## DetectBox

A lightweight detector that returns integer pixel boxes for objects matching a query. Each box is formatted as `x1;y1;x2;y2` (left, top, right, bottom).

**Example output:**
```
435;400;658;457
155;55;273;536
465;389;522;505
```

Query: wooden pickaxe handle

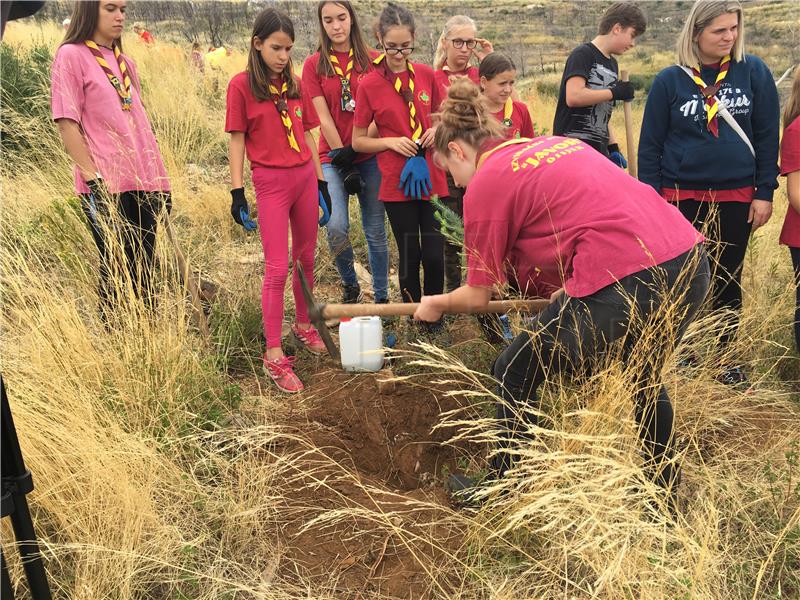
319;298;550;320
620;69;638;178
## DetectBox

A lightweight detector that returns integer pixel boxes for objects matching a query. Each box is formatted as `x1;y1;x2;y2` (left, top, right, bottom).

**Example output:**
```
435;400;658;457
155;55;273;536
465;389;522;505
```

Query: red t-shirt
780;117;800;248
464;137;703;298
354;62;447;202
225;71;315;169
491;100;535;140
302;50;377;165
433;66;479;109
660;186;754;203
139;30;154;44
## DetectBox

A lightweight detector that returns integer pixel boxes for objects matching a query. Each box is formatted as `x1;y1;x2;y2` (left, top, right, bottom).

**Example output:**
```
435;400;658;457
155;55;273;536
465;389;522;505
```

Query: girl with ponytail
479;53;535;140
432;14;493;291
225;8;328;393
419;79;710;515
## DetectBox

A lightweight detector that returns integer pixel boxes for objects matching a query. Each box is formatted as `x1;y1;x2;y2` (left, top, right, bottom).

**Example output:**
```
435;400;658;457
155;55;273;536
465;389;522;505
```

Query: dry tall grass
1;19;798;600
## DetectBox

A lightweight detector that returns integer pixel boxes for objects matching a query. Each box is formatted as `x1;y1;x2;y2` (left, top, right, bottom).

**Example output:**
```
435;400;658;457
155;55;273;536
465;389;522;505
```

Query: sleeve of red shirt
518;102;535;138
50;45;84;123
224;77;248;133
780;118;800;175
353;81;373;129
301;55;324;99
297;78;319;131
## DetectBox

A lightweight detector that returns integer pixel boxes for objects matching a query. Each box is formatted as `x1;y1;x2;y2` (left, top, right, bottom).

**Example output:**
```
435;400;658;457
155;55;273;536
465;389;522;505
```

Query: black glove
328;145;358;170
342;166;363;195
318;180;332;217
87;178;110;201
230;187;257;231
610;80;634;102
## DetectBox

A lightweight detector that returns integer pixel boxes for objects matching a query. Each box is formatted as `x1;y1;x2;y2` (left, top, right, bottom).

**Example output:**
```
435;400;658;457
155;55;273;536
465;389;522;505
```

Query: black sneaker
717;364;748;387
342;284;361;304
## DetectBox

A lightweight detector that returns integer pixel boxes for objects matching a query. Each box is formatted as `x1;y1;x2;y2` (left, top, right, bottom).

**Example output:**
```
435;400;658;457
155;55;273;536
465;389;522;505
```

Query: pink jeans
252;162;318;348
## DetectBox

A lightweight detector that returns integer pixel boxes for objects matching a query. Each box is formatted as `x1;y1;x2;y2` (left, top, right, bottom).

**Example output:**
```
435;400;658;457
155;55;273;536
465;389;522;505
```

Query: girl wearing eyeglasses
352;2;448;324
302;1;389;306
480;53;535;141
433;14;492;291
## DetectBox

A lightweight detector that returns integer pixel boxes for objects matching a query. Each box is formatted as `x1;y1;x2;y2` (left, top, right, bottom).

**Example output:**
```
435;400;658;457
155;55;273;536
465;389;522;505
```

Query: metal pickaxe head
295;261;341;361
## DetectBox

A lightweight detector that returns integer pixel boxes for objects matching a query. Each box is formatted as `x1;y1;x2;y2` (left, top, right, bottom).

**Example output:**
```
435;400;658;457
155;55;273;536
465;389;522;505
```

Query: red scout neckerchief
330;48;356;112
690;54;731;137
374;53;422;142
442;63;472;84
268;77;301;153
84;40;132;110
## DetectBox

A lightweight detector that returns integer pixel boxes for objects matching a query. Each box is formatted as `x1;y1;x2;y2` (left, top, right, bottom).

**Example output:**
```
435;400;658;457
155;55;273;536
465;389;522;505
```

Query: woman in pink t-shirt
780;66;800;353
417;80;710;514
51;0;171;320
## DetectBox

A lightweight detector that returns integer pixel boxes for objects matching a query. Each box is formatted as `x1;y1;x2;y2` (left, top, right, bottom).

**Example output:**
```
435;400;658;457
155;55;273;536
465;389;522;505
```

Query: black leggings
792;247;800;353
81;190;169;318
675;200;751;349
443;174;465;292
383;199;445;303
491;247;711;492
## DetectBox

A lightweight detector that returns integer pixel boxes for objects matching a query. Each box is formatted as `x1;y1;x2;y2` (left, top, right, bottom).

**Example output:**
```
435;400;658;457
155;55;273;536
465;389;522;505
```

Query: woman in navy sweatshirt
638;0;779;386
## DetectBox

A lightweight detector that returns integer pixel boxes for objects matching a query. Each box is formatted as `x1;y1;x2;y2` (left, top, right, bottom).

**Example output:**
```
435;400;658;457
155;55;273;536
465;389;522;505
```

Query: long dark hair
61;1;124;52
315;1;371;77
247;8;299;101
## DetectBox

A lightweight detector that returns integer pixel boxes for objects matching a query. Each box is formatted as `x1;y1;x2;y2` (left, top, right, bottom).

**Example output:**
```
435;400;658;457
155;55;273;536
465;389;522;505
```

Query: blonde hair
783;65;800;131
676;1;745;69
433;15;476;70
434;78;505;155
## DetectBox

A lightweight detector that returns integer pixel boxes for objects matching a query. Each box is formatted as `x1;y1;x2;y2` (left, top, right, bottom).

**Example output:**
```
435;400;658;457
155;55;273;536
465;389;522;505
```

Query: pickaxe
296;261;550;361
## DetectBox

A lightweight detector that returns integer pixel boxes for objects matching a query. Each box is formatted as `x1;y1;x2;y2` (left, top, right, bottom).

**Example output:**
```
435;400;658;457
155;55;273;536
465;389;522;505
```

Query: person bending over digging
414;79;711;513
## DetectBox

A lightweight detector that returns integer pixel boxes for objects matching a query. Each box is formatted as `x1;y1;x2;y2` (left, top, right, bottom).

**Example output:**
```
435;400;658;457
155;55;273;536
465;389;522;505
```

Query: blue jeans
322;157;389;301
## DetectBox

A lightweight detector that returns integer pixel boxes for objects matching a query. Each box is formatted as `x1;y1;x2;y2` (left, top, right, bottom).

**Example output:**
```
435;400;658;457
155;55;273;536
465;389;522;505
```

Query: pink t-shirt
779;117;800;248
464;137;703;298
51;43;170;195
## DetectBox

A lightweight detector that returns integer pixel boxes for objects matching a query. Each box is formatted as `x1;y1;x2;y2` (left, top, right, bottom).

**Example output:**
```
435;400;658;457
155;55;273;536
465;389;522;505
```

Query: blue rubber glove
607;143;628;169
318;180;332;226
398;147;432;200
230;188;257;231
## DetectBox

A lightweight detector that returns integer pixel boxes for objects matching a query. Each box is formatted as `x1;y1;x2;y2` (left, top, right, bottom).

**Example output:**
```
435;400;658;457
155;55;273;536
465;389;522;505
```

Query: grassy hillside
1;5;799;599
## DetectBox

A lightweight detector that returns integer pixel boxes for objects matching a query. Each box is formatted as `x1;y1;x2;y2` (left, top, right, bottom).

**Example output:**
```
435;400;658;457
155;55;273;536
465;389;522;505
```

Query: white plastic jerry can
339;316;384;372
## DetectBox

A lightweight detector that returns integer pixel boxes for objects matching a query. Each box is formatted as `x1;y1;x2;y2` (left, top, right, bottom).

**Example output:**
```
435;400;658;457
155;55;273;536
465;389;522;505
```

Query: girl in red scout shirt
226;8;329;393
780;66;800;353
638;1;779;386
480;53;535;140
302;1;389;305
352;2;448;324
52;0;171;320
416;80;710;513
433;14;492;291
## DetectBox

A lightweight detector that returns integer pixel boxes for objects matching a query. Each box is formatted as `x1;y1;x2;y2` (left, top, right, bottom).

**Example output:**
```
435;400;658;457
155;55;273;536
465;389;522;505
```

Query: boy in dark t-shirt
553;2;646;166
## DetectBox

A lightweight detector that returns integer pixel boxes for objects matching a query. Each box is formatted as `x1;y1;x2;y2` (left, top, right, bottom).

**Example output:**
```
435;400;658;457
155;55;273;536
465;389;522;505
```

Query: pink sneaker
291;325;326;355
263;355;304;393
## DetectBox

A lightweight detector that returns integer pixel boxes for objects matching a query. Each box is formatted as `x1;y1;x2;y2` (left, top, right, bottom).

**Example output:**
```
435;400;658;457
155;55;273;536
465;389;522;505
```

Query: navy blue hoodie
638;55;779;201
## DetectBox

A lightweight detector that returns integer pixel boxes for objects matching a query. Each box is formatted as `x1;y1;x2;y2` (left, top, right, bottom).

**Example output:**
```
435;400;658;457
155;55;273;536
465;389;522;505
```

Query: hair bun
438;78;484;130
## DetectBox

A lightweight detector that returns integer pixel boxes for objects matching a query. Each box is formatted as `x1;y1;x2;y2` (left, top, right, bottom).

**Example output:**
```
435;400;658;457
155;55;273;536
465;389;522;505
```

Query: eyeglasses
448;38;478;49
384;46;415;56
